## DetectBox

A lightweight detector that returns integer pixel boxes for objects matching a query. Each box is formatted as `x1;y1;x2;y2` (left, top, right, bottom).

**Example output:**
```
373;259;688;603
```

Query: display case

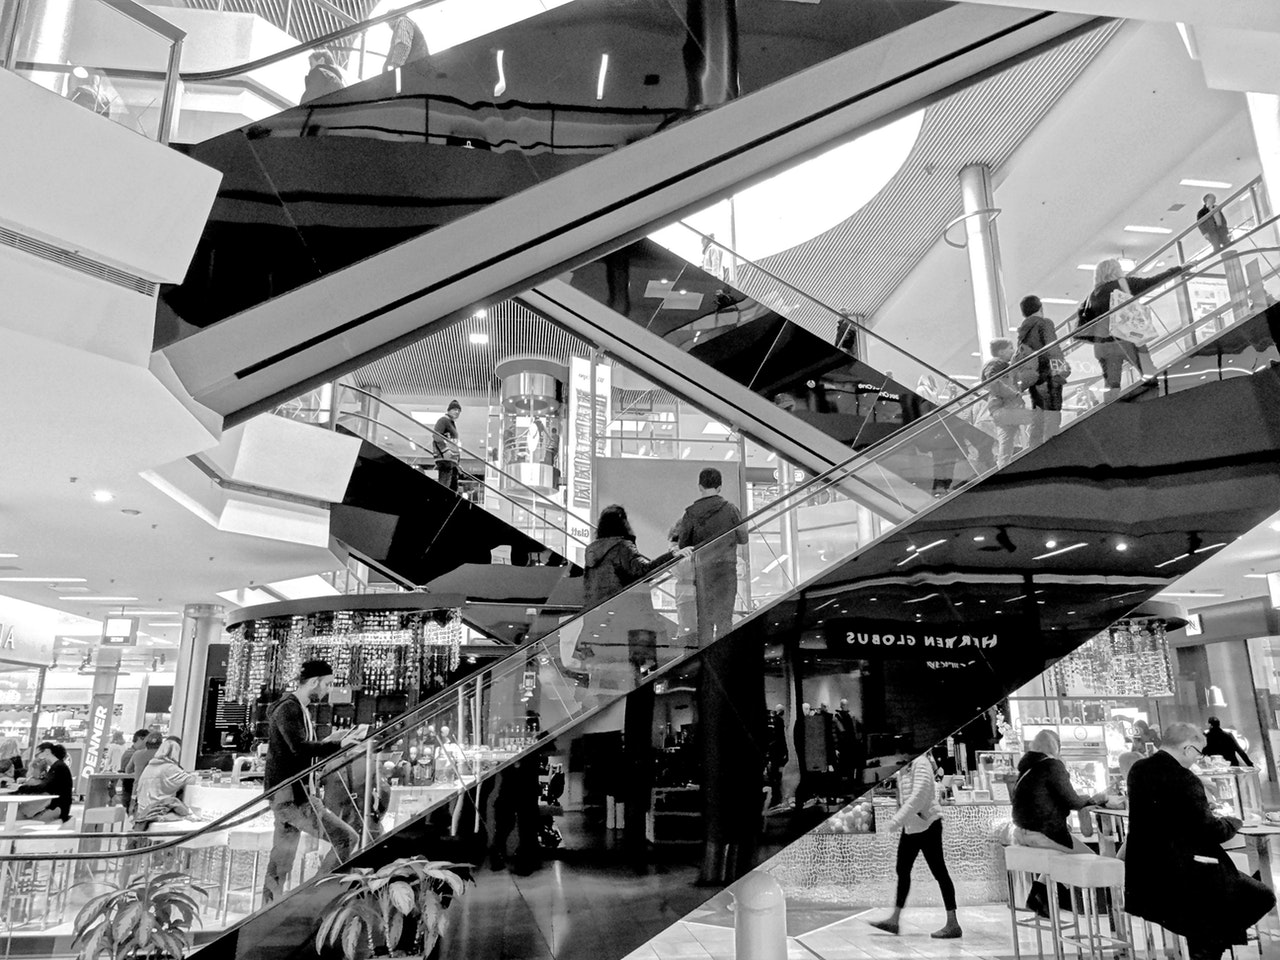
1199;766;1263;823
974;750;1019;800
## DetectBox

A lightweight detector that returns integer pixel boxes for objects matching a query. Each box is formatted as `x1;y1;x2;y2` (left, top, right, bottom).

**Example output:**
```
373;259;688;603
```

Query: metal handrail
674;220;968;392
1134;174;1265;274
336;384;595;542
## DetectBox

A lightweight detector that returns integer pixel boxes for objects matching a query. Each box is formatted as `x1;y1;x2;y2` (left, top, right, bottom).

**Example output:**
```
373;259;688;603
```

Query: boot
932;911;963;939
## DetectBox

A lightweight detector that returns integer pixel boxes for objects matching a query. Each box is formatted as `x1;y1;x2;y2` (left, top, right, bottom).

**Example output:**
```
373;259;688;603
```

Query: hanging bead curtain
1052;617;1174;697
225;607;462;703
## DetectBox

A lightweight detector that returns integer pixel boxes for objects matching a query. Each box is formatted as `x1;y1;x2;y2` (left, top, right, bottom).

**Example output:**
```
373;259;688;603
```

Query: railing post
156;35;182;144
1;0;25;71
361;738;374;848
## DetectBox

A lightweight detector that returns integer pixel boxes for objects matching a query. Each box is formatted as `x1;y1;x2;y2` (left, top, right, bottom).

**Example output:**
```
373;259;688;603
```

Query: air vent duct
0;224;158;296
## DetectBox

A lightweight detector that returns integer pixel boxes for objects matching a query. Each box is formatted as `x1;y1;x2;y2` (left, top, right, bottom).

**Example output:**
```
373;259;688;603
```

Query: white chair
1005;844;1072;960
1046;854;1130;960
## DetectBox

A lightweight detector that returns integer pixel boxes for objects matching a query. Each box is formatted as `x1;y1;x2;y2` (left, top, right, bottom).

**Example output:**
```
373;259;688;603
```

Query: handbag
1109;279;1159;344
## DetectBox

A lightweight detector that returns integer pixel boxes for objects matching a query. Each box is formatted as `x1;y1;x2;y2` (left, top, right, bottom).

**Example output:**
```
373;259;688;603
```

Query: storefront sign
564;356;611;564
824;618;1001;667
0;620;55;668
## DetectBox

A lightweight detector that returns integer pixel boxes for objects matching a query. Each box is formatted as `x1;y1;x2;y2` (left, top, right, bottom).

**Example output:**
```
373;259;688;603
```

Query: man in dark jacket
1203;717;1252;767
1016;296;1067;447
263;660;361;904
671;468;748;645
12;742;73;821
1126;722;1274;960
1196;193;1231;252
433;400;462;492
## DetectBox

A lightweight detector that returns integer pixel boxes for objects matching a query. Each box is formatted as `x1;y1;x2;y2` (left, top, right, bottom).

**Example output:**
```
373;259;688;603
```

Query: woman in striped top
867;751;962;939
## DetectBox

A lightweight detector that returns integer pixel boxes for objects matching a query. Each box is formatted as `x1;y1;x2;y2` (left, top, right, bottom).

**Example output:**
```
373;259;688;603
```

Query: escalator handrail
673;221;967;392
8;225;1273;868
331;409;591;551
336;384;594;540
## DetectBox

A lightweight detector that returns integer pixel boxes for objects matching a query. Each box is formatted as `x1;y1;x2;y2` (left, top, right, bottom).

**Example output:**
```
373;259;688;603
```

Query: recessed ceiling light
1045;540;1058;549
1115;542;1129;552
468;332;489;346
1180;178;1231;190
72;65;89;79
973;535;985;542
1041;298;1076;305
1124;225;1173;235
1244;574;1270;579
0;553;17;559
60;595;139;601
92;490;114;502
0;576;87;582
147;622;183;627
1077;264;1096;272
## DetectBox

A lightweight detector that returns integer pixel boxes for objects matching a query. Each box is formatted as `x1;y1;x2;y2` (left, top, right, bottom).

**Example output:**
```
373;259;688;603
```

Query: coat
16;758;73;820
1125;750;1275;943
1011;751;1091;848
888;754;941;834
264;694;342;806
671;495;746;567
134;756;199;825
580;537;672;668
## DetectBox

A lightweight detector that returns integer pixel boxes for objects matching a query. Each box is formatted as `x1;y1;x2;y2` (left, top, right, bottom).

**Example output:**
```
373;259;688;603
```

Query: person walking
302;50;344;104
1016;295;1068;448
982;338;1037;467
1196;193;1231;252
670;468;747;645
1077;259;1184;391
263;660;362;904
1203;717;1252;766
1125;722;1274;960
867;752;962;939
433;400;462;492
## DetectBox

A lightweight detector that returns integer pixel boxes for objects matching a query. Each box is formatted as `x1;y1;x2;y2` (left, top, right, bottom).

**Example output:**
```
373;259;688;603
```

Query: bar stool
1005;845;1072;960
1046;854;1130;960
77;806;128;888
7;832;78;929
221;826;273;924
1127;917;1188;960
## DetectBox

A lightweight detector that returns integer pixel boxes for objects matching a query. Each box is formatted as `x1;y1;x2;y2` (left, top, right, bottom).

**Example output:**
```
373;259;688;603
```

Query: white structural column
959;163;1009;356
1247;93;1280;220
171;603;224;768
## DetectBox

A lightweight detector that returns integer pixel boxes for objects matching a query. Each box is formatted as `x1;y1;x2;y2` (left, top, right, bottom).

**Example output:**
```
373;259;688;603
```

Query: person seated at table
1126;722;1275;960
133;735;199;831
1012;729;1109;853
13;742;73;822
0;739;25;784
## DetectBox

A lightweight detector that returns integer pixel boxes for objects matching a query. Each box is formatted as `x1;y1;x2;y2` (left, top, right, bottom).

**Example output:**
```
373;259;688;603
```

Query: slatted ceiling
753;24;1120;337
351;299;590;395
177;0;376;51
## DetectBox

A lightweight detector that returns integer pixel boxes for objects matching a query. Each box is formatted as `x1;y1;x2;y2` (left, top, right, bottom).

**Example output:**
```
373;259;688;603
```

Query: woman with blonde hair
1077;258;1184;391
0;738;24;782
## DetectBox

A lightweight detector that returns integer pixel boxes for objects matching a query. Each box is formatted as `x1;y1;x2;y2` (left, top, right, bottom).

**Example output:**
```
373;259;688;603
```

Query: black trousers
894;819;957;910
436;460;459;492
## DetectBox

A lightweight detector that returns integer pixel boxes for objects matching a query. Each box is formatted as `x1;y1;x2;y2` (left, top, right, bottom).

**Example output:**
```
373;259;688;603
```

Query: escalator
10;237;1276;960
149;0;1101;424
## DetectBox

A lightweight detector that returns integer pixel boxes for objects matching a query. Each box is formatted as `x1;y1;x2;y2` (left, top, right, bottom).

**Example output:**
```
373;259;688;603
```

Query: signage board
101;616;138;646
823;618;1003;670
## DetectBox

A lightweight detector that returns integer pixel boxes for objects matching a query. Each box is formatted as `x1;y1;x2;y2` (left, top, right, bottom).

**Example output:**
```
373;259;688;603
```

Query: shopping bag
1109;279;1158;344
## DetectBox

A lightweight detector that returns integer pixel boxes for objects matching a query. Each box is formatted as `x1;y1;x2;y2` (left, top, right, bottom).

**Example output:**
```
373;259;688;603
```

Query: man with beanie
433;400;462;492
263;660;361;904
671;468;748;644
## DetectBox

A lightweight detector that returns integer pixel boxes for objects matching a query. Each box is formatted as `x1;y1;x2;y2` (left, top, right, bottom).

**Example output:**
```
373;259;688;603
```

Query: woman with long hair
0;738;24;783
133;735;198;830
1077;258;1184;391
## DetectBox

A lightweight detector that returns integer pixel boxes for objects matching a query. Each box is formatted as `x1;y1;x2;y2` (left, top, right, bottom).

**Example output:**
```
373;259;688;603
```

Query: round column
170;603;224;768
959;163;1009;357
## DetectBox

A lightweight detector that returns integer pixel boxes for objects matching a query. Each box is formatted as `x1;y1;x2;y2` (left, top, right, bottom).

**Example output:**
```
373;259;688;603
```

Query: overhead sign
823;618;1002;670
101;616;139;646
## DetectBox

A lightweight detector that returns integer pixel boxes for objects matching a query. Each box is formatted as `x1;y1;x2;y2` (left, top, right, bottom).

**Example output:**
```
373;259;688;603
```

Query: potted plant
315;858;470;960
72;871;208;960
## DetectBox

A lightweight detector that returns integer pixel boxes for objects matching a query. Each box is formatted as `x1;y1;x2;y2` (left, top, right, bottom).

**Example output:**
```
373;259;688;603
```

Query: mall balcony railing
4;222;1279;947
0;0;184;142
274;382;593;559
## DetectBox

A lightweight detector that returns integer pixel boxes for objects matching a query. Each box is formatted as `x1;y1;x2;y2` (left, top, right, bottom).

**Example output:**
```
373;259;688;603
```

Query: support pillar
1247;93;1280;221
958;163;1009;357
80;650;120;792
683;0;739;111
171;603;224;769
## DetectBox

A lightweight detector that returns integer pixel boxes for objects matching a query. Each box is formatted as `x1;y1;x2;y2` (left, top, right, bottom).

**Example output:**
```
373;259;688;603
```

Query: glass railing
141;0;957;335
557;236;970;456
7;225;1277;945
0;0;185;142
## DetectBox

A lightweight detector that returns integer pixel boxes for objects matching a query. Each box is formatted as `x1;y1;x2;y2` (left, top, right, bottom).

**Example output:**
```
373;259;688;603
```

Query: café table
0;792;56;909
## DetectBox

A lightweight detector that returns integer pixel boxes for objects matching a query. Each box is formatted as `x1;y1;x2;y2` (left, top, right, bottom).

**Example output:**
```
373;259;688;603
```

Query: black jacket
1125;750;1273;942
1016;313;1066;384
1011;751;1091;847
1077;267;1183;340
582;537;672;610
17;758;72;820
672;495;747;566
1203;726;1252;766
301;64;344;104
264;695;341;805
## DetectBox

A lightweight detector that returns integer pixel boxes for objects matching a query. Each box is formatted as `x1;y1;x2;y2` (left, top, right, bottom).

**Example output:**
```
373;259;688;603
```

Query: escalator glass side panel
156;0;957;341
9;250;1280;960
